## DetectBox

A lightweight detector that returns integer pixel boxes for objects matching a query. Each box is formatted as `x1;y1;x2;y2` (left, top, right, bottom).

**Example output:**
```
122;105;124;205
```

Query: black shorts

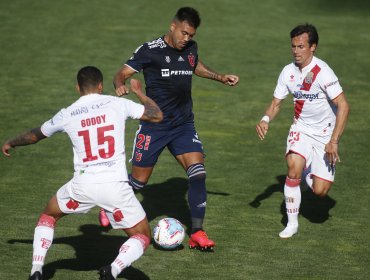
130;122;204;167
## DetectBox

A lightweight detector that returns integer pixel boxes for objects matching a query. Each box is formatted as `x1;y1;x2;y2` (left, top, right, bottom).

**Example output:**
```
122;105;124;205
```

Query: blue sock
187;163;207;233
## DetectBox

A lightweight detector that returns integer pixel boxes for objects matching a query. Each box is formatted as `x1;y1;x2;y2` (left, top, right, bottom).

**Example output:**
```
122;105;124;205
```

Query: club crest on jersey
188;54;195;67
165;56;171;63
304;72;314;84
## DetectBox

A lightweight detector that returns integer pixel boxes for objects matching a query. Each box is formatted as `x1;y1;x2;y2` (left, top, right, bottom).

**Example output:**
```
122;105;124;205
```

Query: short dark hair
77;66;103;93
174;7;201;29
290;23;319;47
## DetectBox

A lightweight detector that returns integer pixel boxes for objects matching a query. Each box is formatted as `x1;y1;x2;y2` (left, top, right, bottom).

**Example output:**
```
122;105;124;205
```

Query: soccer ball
153;218;185;249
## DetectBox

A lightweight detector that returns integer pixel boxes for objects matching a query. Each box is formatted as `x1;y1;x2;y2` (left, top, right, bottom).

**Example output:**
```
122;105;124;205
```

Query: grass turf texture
1;0;370;279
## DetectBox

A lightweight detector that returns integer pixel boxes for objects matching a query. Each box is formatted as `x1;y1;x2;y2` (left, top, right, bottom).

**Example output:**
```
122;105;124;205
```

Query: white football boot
279;224;298;238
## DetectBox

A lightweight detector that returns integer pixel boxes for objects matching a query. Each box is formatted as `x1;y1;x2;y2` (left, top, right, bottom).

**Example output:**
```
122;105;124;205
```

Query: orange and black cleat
189;230;215;251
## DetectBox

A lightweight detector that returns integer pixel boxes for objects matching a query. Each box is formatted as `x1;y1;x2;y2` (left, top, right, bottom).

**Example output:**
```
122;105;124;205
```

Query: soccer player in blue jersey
100;7;239;250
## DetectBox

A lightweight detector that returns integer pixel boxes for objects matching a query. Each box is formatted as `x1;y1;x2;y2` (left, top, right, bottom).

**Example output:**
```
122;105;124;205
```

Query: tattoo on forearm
144;101;161;120
8;128;45;147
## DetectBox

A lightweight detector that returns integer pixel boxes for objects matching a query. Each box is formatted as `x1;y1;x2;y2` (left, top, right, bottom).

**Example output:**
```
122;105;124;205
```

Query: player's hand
325;142;340;166
115;84;130;96
2;142;12;157
222;74;239;86
256;121;269;140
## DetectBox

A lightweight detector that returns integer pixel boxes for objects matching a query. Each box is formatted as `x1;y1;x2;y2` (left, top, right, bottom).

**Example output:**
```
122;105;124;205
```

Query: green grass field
1;0;370;279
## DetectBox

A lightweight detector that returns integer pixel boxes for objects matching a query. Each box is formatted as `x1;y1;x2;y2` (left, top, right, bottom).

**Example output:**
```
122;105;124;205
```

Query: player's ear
170;22;175;32
75;84;81;94
98;82;103;93
310;43;317;53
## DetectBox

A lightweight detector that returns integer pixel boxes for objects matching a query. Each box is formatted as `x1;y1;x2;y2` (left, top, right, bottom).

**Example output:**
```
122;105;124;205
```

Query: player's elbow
152;111;164;123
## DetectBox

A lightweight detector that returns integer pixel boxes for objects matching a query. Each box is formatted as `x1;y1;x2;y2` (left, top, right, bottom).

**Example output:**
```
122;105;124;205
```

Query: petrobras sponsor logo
170;70;193;76
161;69;193;77
161;69;170;77
293;91;319;101
148;38;166;49
324;80;339;89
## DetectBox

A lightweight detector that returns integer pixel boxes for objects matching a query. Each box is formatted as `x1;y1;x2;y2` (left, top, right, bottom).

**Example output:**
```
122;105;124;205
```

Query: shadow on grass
138;177;230;235
7;177;227;279
8;224;149;279
249;175;337;225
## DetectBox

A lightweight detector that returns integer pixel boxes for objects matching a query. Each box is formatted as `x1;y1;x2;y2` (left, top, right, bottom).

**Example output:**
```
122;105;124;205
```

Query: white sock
111;234;149;278
284;177;301;226
31;214;56;275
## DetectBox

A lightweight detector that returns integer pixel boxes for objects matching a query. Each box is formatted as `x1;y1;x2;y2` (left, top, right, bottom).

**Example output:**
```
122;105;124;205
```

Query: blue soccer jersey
125;36;198;128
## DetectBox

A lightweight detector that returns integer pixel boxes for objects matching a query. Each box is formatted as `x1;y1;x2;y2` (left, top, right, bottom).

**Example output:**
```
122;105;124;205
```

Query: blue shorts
130;122;204;167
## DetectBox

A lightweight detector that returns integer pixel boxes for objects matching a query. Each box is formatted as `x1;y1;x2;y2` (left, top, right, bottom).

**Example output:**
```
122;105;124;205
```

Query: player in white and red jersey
256;24;349;238
2;66;163;280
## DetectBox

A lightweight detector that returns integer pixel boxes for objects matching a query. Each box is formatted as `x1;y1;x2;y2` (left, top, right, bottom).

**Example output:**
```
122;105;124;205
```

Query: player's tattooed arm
2;127;47;157
195;60;223;81
195;60;239;86
130;79;163;123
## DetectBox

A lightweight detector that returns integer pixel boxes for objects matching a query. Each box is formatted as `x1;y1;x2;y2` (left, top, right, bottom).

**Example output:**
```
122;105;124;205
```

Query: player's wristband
261;115;270;123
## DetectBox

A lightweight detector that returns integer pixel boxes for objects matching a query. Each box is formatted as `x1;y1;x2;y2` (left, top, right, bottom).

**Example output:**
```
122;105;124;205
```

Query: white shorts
56;180;146;229
286;125;335;182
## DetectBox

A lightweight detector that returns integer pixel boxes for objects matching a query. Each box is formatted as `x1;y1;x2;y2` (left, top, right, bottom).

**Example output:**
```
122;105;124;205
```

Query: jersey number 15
78;125;115;162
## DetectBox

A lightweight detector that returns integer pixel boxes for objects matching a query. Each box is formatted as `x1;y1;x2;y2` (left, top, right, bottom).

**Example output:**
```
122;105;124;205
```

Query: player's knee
313;187;329;198
186;163;206;182
129;174;147;190
312;182;332;197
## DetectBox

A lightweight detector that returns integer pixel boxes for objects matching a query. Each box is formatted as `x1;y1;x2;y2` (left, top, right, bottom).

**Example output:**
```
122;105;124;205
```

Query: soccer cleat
99;208;110;227
189;230;215;251
98;265;115;280
279;224;298;238
28;271;43;280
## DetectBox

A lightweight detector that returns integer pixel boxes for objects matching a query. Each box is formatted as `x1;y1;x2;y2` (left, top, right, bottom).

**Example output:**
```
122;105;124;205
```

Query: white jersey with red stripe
41;94;144;183
273;56;343;138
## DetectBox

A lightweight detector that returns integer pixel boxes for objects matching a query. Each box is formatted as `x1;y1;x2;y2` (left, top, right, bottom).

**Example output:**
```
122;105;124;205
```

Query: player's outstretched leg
279;177;301;238
28;213;57;280
186;163;215;250
99;208;110;227
99;233;150;279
